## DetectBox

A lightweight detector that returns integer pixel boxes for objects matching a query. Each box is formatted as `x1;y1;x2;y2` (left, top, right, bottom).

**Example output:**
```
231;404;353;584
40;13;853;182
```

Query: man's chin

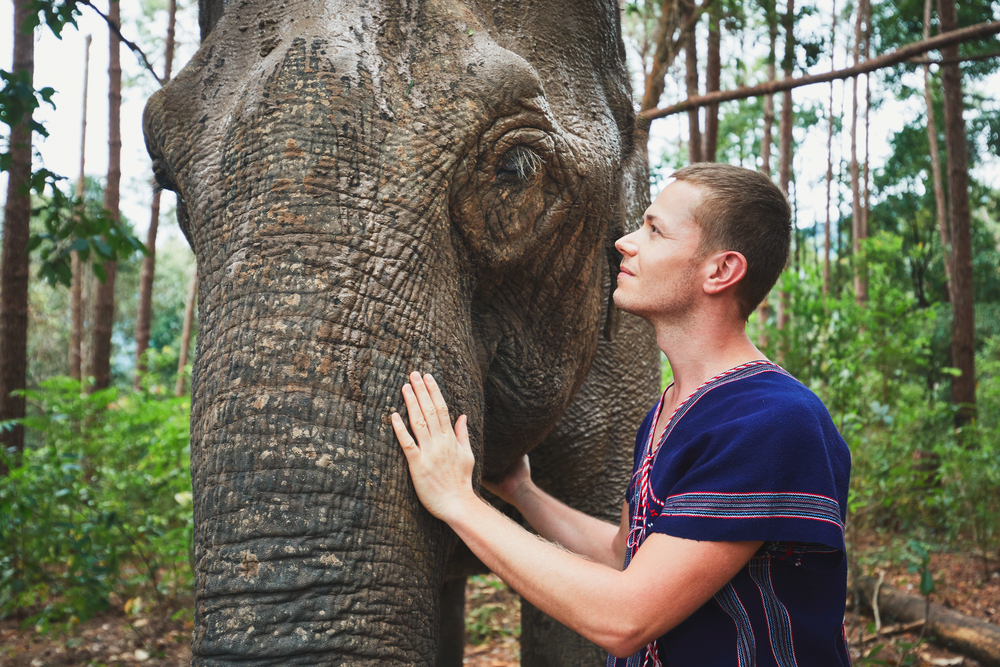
612;293;641;317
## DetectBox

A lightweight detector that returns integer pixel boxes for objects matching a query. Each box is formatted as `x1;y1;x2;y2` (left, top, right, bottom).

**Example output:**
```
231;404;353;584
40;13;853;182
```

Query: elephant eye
152;157;178;193
495;145;543;184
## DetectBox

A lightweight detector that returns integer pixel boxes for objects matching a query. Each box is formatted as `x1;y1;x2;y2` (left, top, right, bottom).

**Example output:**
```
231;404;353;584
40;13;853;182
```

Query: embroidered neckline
649;359;779;460
626;359;786;560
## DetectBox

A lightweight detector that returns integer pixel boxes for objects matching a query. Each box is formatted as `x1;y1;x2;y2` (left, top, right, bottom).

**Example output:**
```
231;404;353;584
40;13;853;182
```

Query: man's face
612;179;705;323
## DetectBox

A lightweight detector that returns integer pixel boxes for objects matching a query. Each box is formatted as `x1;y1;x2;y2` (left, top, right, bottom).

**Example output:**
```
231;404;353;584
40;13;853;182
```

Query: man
391;164;852;666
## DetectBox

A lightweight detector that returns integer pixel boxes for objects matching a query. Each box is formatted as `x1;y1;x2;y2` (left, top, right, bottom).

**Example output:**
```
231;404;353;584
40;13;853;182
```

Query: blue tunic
608;361;852;667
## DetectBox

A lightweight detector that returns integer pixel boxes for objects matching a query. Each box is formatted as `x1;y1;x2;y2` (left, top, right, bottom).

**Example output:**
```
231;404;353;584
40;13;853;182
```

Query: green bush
0;377;192;630
751;233;1000;567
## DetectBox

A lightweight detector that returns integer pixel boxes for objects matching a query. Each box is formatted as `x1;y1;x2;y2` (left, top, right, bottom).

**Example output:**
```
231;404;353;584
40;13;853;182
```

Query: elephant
143;0;660;664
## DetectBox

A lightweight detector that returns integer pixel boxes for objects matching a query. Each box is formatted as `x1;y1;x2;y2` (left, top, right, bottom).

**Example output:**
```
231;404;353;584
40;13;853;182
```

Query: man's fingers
391;412;420;461
401;383;431;438
409;371;444;435
424;373;453;433
455;414;470;449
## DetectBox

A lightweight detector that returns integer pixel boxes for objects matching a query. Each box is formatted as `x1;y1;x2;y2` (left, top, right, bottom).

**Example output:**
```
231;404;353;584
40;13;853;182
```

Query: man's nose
615;232;637;256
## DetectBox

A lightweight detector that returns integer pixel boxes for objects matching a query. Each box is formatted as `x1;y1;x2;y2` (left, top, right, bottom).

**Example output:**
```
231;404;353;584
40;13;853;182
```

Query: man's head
671;163;791;320
613;164;790;326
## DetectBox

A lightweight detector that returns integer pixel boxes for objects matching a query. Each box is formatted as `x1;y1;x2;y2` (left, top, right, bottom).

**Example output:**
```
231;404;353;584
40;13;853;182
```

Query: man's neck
654;314;767;413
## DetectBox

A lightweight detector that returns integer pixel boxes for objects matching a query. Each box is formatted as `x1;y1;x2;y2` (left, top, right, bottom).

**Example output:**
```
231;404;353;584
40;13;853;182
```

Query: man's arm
485;456;629;569
391;373;761;658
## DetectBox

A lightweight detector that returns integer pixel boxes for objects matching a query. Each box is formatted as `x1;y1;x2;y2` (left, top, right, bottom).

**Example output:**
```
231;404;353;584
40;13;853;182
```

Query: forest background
0;0;999;663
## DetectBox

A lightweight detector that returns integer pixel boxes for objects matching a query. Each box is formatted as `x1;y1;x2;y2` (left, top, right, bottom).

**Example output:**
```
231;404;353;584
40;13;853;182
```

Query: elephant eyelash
152;158;178;193
495;145;543;183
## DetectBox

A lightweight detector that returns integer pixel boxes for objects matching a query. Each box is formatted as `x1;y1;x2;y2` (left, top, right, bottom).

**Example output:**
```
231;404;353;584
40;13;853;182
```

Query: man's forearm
451;494;648;657
509;481;624;568
448;494;761;659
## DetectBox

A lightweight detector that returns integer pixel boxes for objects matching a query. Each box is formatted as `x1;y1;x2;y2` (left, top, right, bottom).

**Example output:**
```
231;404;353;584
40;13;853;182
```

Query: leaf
920;570;935;596
93;238;112;259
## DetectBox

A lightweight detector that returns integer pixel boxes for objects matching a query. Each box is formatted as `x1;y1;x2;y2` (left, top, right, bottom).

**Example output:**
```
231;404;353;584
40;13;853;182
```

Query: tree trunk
756;1;778;343
760;3;778;176
175;271;197;397
823;3;835;297
775;0;794;338
849;0;868;303
778;0;794;195
640;0;682;113
702;6;721;162
937;0;976;426
856;576;1000;666
134;0;178;390
684;0;702;163
0;0;34;472
70;35;92;382
923;0;952;300
862;0;872;251
90;0;122;392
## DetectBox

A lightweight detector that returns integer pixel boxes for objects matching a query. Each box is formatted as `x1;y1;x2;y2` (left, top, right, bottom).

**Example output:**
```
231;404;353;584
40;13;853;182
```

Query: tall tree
702;4;722;161
70;34;92;382
90;0;122;391
922;0;952;297
0;0;34;471
777;0;794;194
775;0;794;337
849;0;869;303
639;0;683;113
134;0;178;389
823;0;837;296
759;0;779;176
683;0;703;162
862;0;872;257
756;0;779;343
936;0;976;425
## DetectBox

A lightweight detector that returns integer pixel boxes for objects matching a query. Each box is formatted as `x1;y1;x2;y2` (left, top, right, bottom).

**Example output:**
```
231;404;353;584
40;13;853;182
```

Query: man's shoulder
699;365;830;423
682;366;849;466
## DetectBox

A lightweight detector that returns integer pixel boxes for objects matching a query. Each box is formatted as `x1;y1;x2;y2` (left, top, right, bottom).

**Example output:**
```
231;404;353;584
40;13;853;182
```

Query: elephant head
144;1;652;664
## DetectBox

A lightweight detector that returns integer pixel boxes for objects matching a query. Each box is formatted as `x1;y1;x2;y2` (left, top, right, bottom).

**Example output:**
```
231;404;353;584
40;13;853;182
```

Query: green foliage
1;0;82;168
28;182;148;287
23;0;83;37
464;575;518;645
0;70;55;156
752;232;1000;568
0;379;192;630
1;1;146;288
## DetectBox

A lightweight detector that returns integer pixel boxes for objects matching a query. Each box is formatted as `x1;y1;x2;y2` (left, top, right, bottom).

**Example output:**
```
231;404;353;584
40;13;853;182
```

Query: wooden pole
641;20;1000;120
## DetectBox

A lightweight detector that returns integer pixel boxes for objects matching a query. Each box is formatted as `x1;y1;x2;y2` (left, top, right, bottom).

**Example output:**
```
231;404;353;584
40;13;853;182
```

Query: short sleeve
644;373;850;569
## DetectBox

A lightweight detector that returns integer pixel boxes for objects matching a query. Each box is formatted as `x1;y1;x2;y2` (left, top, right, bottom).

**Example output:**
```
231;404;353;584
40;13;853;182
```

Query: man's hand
391;372;478;522
482;455;533;507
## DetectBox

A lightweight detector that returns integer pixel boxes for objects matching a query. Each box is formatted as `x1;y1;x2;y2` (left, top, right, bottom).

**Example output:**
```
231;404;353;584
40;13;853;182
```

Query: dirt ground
2;548;997;667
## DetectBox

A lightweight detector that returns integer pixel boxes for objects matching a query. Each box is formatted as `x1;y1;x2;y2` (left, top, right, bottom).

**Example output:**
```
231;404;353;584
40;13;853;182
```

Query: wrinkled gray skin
143;0;659;664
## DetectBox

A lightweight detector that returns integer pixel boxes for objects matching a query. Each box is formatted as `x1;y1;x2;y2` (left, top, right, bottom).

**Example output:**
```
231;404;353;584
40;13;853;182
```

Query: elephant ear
602;217;623;342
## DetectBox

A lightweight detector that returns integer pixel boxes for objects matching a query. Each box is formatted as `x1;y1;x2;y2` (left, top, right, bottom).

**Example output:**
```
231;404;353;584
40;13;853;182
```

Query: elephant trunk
189;236;481;665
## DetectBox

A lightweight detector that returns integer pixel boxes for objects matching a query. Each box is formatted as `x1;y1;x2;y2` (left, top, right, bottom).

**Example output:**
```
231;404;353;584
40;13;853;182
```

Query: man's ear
702;251;747;295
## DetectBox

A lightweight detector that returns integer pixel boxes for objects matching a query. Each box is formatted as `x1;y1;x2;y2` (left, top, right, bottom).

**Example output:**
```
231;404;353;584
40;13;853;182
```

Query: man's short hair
672;163;791;321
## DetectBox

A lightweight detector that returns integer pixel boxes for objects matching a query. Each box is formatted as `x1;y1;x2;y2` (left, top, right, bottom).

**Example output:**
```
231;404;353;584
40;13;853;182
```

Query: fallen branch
857;620;928;643
855;574;1000;667
641;20;1000;120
